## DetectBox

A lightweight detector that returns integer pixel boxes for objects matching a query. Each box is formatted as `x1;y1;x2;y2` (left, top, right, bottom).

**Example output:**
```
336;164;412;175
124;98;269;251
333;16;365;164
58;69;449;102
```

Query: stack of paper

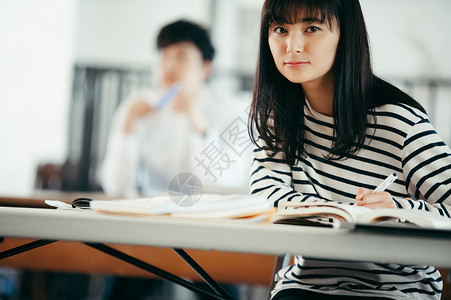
46;194;274;221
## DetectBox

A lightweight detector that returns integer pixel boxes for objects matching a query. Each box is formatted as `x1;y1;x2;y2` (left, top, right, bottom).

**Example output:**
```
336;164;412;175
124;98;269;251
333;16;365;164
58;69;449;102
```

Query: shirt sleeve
397;118;451;218
250;139;331;208
100;99;140;197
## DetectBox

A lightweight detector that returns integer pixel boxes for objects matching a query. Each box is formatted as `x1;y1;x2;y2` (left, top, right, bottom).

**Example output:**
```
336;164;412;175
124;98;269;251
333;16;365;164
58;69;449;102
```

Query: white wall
361;0;451;78
0;0;77;195
76;0;211;66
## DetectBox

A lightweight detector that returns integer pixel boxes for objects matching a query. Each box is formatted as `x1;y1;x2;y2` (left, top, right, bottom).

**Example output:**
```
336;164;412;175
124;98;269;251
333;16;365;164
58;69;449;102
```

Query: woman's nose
286;33;304;53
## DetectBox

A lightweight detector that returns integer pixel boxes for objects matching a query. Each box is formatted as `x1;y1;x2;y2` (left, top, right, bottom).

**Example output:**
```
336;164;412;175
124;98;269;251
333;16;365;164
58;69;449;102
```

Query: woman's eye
274;27;288;34
305;26;320;33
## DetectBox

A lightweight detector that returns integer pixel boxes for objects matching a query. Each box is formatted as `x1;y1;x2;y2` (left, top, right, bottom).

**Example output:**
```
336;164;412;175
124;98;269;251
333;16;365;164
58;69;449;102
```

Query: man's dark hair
157;19;215;62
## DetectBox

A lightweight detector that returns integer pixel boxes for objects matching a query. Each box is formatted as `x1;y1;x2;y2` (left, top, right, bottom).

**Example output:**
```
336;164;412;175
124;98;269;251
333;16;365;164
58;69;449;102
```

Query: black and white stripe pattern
250;102;451;299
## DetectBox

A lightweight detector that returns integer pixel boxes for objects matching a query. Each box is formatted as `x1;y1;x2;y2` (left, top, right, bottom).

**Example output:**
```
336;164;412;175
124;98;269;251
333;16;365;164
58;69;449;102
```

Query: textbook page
356;208;451;230
275;202;372;223
275;202;451;229
88;194;271;218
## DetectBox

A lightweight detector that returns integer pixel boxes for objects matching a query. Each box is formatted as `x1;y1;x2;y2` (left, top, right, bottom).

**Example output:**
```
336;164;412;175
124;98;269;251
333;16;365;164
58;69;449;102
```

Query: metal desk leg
85;243;233;300
0;239;56;260
173;248;232;299
0;239;234;300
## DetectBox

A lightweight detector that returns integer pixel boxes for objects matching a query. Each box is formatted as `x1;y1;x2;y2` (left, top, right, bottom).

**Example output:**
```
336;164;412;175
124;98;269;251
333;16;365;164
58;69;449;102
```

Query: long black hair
249;0;425;165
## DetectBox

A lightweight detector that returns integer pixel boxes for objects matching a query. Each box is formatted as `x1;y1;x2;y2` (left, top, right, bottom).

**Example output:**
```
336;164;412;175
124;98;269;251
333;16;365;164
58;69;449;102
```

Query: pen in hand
355;173;398;208
372;173;397;193
155;82;181;110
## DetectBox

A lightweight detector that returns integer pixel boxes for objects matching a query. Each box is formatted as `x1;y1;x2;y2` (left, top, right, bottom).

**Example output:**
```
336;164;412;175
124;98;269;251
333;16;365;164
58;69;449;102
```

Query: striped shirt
250;101;451;299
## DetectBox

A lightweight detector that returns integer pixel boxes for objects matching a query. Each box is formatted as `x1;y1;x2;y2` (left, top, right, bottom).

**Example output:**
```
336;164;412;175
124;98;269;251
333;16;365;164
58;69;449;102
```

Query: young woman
248;0;451;299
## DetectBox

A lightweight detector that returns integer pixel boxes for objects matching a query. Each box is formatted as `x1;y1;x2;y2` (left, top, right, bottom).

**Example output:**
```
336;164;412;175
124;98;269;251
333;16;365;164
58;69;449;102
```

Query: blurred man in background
101;19;250;198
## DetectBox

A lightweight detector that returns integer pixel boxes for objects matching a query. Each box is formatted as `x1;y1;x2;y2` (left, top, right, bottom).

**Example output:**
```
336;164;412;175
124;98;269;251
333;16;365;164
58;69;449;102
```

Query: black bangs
264;0;339;30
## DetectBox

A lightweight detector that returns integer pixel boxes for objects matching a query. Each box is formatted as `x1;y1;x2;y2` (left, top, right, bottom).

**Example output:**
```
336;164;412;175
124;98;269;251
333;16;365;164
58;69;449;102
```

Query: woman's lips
285;61;309;67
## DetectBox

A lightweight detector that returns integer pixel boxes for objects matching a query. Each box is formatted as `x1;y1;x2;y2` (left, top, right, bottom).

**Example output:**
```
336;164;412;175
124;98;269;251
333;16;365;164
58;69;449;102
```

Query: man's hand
123;100;154;134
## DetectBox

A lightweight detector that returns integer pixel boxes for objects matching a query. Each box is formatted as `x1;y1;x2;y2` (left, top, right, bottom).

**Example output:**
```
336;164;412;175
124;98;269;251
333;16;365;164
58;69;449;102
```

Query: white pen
372;173;397;193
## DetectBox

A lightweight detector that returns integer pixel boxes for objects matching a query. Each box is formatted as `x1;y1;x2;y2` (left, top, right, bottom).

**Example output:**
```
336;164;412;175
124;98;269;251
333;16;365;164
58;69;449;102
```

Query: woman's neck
301;72;335;116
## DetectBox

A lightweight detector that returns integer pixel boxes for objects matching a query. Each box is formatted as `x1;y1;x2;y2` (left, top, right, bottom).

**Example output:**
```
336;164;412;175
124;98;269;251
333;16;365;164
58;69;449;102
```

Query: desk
1;206;451;299
1;206;451;267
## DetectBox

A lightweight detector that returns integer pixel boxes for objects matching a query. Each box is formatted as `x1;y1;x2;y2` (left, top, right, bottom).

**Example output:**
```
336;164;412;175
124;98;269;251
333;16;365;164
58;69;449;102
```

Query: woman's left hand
355;187;396;209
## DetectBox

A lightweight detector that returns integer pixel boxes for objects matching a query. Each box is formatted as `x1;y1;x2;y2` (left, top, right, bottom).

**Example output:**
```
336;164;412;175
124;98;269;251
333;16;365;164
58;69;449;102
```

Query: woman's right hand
355;187;396;209
123;100;154;134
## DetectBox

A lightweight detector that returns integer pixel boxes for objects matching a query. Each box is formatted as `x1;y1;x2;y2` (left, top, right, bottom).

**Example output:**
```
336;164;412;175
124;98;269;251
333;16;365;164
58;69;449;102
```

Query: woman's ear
202;60;213;79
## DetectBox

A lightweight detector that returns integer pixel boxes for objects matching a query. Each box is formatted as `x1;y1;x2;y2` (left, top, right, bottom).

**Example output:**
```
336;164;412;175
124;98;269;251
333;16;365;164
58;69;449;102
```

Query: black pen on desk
373;173;397;193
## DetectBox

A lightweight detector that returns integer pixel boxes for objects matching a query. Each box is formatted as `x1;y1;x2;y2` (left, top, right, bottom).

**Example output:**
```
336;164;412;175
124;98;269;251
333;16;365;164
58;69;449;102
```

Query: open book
275;201;451;230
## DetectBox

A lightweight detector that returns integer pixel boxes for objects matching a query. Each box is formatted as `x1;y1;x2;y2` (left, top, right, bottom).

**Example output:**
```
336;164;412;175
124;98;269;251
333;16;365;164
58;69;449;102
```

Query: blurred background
1;0;451;196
